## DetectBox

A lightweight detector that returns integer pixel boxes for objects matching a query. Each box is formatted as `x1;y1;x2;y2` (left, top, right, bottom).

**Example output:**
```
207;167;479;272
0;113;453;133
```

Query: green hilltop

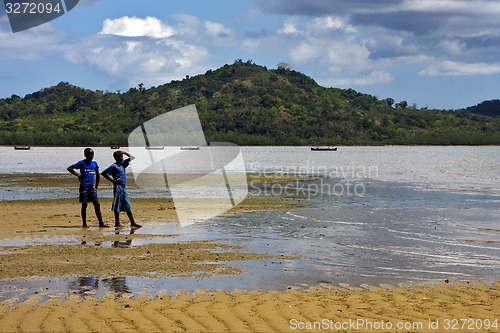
1;60;499;146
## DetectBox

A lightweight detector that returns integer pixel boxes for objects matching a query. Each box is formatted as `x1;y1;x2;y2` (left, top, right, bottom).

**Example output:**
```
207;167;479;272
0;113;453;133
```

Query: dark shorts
79;185;99;204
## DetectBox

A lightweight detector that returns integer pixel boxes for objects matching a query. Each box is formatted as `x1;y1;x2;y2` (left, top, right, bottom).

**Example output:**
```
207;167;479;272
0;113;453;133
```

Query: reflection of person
112;228;135;248
103;277;129;294
67;148;108;228
69;276;99;298
101;150;142;228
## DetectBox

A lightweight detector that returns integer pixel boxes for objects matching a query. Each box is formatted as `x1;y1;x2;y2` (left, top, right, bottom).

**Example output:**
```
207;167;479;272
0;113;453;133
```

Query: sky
1;0;500;110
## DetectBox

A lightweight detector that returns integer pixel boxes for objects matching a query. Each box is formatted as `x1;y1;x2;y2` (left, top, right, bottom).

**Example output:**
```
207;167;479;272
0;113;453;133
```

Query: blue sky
1;0;500;109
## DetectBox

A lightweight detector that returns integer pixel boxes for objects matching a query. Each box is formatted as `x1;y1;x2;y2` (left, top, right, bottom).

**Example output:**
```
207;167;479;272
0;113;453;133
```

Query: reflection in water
69;277;130;298
79;228;136;247
103;277;130;294
112;228;135;248
69;229;136;297
68;277;99;297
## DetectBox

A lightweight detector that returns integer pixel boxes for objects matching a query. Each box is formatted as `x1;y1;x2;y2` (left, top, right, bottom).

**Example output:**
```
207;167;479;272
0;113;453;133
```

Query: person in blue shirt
67;148;108;228
102;150;142;228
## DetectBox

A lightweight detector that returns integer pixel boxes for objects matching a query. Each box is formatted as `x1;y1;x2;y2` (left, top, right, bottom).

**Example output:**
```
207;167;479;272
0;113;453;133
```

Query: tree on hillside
467;99;500;117
383;98;395;107
396;101;408;109
277;62;291;71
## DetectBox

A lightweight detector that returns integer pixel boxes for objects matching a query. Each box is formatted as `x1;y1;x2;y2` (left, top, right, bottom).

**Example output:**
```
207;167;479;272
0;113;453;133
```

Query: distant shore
3;143;500;148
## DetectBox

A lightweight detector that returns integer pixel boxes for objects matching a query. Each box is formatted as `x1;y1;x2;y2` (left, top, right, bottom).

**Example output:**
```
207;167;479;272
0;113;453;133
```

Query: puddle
0;225;181;247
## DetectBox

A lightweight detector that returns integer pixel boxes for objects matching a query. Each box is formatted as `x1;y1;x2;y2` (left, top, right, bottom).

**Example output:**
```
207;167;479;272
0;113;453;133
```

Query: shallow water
1;145;499;199
0;146;499;300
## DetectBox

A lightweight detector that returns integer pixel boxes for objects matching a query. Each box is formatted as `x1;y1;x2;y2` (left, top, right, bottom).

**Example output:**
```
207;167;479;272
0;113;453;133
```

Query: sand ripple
1;281;499;332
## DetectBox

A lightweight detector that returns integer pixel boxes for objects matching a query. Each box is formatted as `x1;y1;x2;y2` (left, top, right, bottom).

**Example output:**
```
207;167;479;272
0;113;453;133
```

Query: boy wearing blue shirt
67;148;108;228
102;150;142;228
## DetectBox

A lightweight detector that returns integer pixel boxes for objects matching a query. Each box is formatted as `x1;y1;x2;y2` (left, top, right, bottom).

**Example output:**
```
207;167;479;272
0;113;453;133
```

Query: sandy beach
0;281;498;332
0;174;499;332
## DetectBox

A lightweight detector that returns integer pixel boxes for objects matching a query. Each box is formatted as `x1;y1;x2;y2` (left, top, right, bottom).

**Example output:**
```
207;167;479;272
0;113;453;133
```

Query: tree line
0;60;499;146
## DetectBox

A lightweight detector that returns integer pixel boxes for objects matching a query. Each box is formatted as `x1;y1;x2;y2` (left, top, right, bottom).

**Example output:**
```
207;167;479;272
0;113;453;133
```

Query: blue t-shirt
103;159;130;187
73;159;99;187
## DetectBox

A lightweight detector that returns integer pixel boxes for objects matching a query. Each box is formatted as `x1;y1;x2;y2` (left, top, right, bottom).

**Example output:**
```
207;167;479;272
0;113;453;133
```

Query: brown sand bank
0;281;499;332
0;196;302;279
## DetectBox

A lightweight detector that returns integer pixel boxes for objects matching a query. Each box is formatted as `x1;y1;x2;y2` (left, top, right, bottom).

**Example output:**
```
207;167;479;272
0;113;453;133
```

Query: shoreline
3;144;500;147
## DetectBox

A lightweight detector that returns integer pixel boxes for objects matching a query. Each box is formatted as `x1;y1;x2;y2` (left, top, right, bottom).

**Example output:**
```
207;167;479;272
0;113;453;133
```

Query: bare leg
81;203;88;228
127;211;142;228
94;202;109;227
114;211;122;228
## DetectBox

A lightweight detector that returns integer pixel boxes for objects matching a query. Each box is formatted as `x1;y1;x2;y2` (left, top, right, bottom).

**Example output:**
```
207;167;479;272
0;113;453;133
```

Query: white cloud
204;21;234;38
100;16;175;38
289;42;317;63
306;16;354;32
168;14;202;39
397;0;500;15
270;15;373;76
62;15;212;87
70;35;209;87
320;70;394;87
420;60;500;76
290;37;371;73
439;39;465;55
0;22;65;60
171;13;201;26
279;17;302;34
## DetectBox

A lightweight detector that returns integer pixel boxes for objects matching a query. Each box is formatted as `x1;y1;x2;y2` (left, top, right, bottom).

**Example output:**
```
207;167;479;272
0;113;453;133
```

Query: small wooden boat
110;145;120;149
180;146;200;150
14;146;31;150
311;146;337;151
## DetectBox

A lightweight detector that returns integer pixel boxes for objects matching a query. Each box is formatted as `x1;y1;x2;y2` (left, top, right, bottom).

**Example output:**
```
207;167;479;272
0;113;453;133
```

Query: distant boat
110;145;120;149
146;146;164;150
14;146;31;150
180;146;200;150
311;146;337;151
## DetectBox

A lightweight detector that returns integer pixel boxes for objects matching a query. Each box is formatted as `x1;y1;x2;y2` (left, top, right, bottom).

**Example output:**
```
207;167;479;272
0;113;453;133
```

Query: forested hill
467;100;500;117
1;60;499;146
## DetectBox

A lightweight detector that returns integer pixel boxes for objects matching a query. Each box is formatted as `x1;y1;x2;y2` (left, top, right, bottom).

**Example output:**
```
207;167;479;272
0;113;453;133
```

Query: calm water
0;146;499;299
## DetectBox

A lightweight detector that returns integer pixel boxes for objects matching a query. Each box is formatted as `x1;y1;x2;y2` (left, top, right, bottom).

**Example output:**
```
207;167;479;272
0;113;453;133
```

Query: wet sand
0;196;302;279
1;175;499;332
0;282;499;332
